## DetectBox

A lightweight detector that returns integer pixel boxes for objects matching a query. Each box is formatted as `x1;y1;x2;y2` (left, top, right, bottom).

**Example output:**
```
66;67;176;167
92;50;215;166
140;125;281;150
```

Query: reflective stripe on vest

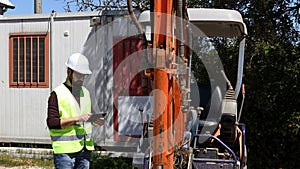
51;133;92;141
49;84;94;154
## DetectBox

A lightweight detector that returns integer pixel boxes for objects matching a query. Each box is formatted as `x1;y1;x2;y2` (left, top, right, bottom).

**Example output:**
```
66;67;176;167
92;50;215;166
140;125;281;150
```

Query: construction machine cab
188;7;247;135
187;8;247;169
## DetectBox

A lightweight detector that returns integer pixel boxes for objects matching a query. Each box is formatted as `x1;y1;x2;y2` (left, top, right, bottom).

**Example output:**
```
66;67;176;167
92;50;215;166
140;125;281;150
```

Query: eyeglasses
73;71;87;79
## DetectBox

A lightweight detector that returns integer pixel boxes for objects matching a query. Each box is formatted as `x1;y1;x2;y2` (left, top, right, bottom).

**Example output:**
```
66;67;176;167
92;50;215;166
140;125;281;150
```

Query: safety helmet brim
65;53;92;75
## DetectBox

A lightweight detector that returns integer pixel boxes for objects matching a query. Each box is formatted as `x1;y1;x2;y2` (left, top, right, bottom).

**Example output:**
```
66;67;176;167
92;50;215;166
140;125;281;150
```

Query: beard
72;80;83;96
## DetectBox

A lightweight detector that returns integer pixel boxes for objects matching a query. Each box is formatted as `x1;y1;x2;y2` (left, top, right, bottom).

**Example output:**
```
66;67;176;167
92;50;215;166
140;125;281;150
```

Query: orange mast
152;0;186;168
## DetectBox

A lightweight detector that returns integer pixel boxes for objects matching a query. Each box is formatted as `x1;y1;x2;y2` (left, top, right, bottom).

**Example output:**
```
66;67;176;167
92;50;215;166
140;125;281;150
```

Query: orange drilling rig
125;0;248;168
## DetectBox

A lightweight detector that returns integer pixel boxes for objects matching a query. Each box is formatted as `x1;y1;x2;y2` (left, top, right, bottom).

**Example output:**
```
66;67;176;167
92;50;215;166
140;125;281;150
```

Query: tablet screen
86;114;104;122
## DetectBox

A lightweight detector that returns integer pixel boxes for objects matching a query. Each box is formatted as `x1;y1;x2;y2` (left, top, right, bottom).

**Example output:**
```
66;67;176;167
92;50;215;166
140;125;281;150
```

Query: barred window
9;33;49;88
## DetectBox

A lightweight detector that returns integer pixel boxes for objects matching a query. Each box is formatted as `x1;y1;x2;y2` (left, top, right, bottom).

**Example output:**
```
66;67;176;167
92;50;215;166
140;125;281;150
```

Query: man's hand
77;113;92;122
60;113;91;128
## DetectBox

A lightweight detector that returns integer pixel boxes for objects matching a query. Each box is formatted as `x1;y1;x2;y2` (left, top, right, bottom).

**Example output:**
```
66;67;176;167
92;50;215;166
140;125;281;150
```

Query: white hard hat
65;53;92;74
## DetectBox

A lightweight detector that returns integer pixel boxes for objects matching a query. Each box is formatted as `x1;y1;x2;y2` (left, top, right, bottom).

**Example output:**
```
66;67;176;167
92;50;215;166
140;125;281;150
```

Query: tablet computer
86;114;104;122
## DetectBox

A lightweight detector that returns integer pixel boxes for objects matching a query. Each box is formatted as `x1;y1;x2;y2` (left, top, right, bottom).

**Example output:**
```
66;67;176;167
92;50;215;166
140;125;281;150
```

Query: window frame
9;32;49;88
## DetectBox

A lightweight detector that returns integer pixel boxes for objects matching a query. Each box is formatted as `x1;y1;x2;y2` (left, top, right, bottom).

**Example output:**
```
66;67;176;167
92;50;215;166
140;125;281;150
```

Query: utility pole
34;0;42;14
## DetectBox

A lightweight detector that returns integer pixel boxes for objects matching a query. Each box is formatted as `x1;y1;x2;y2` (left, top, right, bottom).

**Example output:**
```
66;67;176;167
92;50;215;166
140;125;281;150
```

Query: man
47;53;104;169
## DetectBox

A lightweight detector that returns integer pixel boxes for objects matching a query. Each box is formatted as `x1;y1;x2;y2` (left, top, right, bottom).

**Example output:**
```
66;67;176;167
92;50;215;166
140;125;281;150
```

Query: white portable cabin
0;11;101;144
0;10;144;148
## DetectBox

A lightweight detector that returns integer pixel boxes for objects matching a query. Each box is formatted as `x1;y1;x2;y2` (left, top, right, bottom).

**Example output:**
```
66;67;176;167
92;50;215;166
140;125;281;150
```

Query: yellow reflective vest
49;84;94;154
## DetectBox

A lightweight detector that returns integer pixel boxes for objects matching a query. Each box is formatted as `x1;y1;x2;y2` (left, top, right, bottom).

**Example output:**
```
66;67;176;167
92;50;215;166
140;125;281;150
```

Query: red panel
113;37;150;141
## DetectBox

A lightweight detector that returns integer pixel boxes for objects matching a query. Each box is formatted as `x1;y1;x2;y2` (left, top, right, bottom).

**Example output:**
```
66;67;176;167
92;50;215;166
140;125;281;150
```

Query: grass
0;144;133;168
0;155;54;168
0;153;132;169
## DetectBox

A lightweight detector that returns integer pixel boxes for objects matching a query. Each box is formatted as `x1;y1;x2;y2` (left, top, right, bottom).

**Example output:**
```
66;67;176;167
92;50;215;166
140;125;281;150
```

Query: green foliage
189;0;300;168
91;153;132;169
244;40;300;168
62;0;150;11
